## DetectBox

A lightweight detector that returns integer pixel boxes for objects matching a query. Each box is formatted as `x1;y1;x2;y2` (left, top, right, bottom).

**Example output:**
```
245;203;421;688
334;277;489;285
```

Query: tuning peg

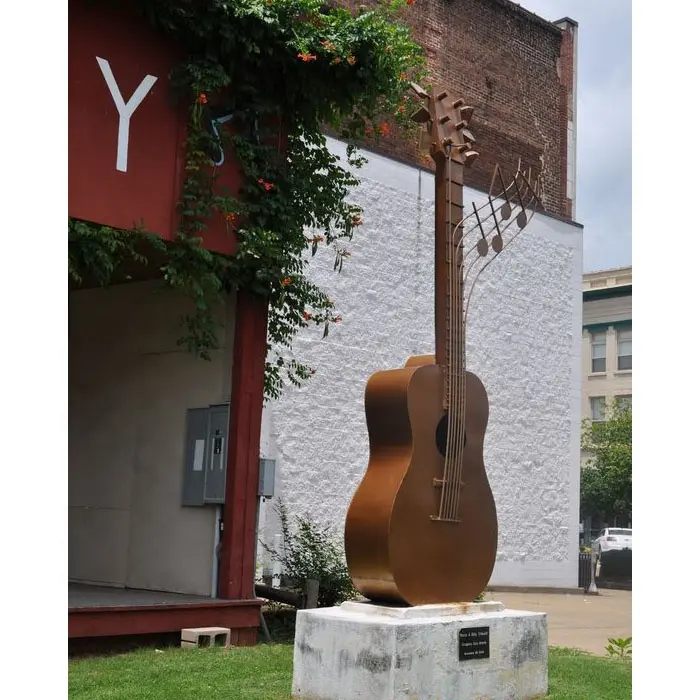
459;106;475;124
409;82;429;99
410;106;431;123
458;148;479;167
454;123;476;143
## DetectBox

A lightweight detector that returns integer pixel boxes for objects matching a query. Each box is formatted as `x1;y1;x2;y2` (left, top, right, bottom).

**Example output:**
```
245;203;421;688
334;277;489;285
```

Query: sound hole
435;414;467;457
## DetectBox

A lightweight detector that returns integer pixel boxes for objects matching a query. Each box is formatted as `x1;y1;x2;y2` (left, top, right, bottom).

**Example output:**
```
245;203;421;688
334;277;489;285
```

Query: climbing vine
68;0;425;399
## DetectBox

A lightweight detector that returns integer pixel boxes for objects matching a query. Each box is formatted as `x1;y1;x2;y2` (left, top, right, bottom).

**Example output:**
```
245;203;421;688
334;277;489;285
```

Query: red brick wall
336;0;574;219
557;20;575;219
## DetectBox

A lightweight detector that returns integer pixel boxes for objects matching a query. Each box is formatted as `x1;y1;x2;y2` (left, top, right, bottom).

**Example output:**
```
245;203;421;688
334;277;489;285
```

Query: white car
592;528;632;558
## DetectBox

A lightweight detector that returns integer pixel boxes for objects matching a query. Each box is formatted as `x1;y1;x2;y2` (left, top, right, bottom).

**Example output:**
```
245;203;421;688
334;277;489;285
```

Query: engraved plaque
458;626;490;661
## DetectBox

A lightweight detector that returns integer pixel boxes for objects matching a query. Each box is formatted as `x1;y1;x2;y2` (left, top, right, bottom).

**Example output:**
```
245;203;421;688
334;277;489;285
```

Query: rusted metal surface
345;363;497;605
344;84;543;606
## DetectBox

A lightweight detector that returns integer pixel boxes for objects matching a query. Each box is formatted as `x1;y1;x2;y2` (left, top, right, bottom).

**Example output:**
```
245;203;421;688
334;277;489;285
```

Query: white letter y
96;56;158;173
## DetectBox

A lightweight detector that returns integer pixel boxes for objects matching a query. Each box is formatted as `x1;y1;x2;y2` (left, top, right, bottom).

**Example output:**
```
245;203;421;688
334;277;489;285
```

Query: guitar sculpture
344;83;542;606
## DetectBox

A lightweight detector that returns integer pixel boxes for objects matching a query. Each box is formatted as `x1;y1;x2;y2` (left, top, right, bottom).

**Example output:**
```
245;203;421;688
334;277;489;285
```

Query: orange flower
282;277;292;287
321;40;336;51
351;215;363;226
257;178;274;191
397;105;406;114
331;56;342;65
303;312;312;321
225;213;237;224
379;122;390;136
399;72;408;80
332;315;343;323
297;52;317;62
347;55;356;65
407;0;415;5
197;93;208;104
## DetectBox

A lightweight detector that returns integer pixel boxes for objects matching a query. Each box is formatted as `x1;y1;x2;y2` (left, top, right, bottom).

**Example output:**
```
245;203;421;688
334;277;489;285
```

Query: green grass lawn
69;643;631;700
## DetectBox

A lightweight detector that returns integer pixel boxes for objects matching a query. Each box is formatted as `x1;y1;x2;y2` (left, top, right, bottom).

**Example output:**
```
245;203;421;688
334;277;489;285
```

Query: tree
580;401;632;521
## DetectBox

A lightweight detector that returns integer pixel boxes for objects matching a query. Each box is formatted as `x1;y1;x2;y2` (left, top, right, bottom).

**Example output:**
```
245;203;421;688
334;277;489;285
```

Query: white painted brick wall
259;139;583;589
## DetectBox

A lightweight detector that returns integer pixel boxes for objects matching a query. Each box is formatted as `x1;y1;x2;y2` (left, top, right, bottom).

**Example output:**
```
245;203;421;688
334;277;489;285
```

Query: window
616;395;632;411
617;328;632;370
590;332;606;373
590;396;606;422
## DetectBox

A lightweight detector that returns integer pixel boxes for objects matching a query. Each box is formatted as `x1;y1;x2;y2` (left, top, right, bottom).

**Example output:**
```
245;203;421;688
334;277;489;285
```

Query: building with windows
580;265;631;539
581;265;632;424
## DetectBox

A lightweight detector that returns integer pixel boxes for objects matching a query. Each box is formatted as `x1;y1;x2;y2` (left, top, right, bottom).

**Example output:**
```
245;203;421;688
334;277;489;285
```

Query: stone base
292;600;548;700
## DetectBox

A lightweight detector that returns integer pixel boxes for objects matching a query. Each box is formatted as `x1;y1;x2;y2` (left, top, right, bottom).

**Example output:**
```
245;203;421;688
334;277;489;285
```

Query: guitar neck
434;151;465;378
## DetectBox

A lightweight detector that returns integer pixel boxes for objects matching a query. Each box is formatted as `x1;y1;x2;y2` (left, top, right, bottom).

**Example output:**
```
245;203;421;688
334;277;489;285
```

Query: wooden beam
68;599;262;642
218;290;269;600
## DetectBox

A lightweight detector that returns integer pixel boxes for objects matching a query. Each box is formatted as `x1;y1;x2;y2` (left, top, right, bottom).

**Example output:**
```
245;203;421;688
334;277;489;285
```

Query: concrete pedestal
292;600;548;700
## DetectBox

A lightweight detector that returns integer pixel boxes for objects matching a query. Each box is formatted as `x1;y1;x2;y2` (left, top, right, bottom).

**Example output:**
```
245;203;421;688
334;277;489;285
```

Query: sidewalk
483;588;632;655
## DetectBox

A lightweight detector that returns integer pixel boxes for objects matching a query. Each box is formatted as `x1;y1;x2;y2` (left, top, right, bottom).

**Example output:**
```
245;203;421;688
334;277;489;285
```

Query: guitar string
451;191;535;520
447;147;465;521
462;183;542;380
447;175;521;271
444;165;520;520
449;150;465;521
462;175;540;326
449;155;478;522
454;172;530;269
460;172;540;293
443;147;460;520
438;157;538;518
452;186;469;522
459;195;532;294
463;202;537;329
442;165;514;520
447;170;539;519
437;148;455;520
448;157;465;522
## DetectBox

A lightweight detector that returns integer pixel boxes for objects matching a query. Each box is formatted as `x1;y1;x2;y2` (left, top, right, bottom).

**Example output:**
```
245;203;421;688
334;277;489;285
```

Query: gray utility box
182;404;276;506
182;404;230;506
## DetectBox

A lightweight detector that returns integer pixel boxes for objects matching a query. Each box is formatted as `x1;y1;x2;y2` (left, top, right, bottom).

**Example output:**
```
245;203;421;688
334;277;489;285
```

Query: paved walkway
483;589;631;655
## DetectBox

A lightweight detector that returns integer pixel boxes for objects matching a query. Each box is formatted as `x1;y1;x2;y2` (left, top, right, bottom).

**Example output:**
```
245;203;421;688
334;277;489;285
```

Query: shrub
266;500;358;607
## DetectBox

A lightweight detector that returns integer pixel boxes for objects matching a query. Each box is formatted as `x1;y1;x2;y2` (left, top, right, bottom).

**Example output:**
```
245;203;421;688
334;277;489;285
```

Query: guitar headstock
409;82;479;169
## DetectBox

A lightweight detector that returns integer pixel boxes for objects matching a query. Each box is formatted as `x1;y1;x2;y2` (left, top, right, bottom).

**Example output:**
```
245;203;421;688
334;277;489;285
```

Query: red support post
218;289;269;600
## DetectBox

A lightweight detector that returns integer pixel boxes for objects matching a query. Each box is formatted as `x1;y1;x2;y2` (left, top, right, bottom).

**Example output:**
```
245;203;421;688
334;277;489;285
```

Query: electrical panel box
203;404;229;504
182;404;230;506
258;458;276;498
182;404;276;507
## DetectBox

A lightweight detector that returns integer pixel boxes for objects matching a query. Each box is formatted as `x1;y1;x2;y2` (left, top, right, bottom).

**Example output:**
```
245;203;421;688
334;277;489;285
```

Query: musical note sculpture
344;83;542;606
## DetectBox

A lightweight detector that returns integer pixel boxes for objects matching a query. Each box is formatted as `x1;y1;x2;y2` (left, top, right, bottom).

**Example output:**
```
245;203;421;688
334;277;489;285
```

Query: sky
514;0;632;273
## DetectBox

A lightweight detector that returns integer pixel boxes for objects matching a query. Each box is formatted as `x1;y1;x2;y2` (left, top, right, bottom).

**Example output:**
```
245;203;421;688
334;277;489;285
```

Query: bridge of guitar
431;478;463;522
430;515;462;523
